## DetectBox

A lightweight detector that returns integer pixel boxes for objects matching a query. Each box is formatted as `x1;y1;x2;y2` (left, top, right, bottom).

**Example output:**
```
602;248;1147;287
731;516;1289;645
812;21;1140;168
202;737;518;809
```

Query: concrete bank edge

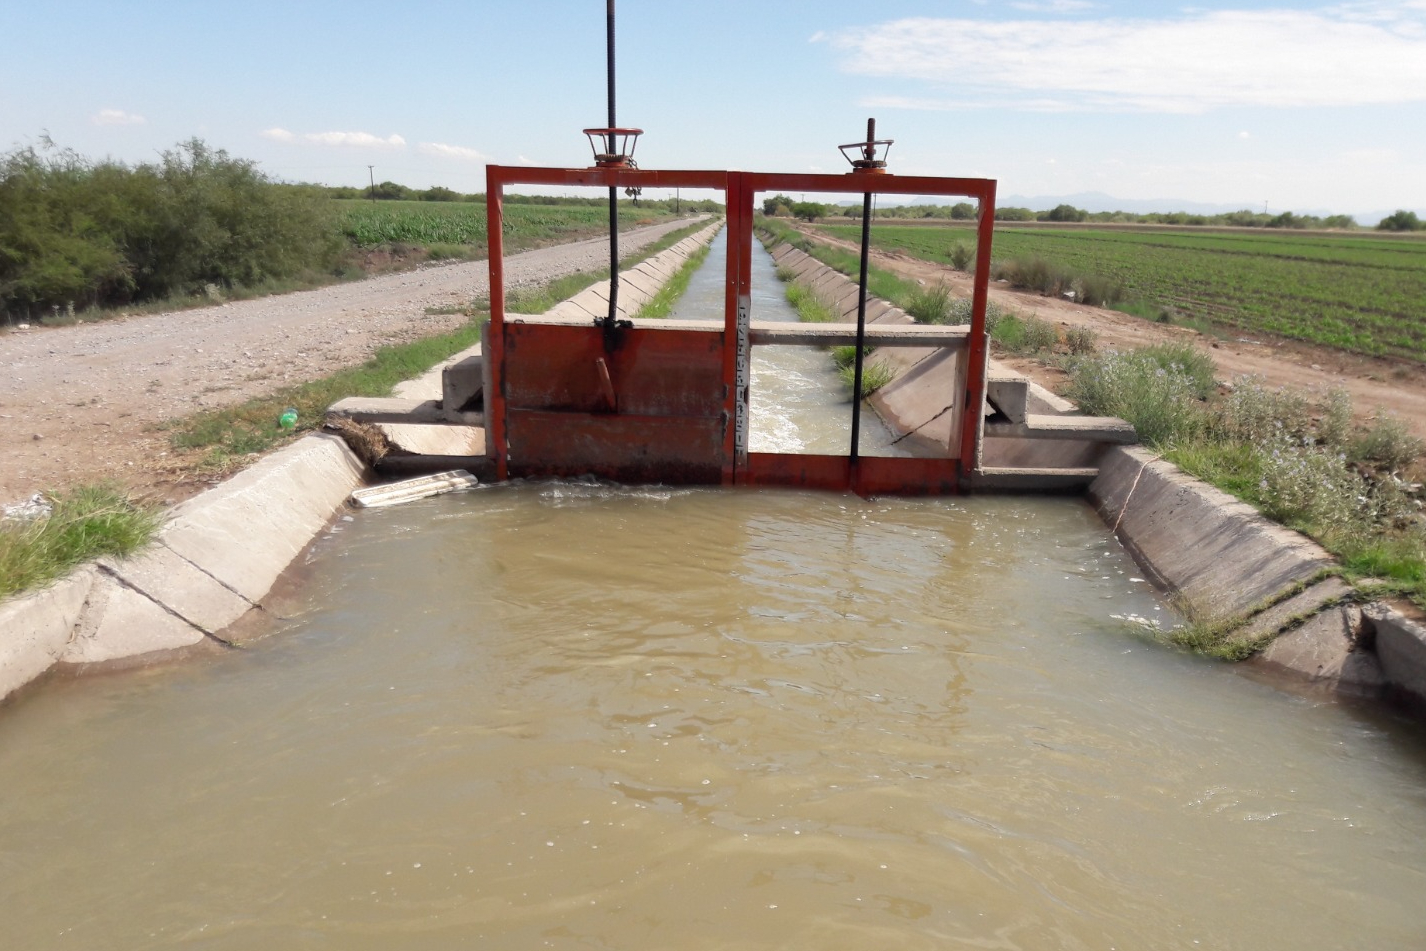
1089;445;1426;706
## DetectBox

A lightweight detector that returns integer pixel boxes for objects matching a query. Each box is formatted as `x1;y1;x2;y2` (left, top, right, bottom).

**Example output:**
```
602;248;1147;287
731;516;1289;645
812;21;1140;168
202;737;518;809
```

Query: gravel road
0;218;703;505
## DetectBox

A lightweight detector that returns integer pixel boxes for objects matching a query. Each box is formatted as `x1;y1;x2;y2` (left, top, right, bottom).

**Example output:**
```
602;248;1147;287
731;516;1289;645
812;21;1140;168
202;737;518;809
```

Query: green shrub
905;282;954;324
1064;325;1098;355
1213;375;1311;443
1351;415;1424;471
1073;273;1126;307
0;138;340;317
992;255;1073;296
949;241;975;272
1319;387;1354;449
1064;347;1212;446
839;359;896;397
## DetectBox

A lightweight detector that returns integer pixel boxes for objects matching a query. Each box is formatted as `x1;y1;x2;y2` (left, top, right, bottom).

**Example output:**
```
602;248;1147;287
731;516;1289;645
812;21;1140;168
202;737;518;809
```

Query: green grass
636;239;713;319
506;220;713;315
1064;346;1426;609
838;360;896;397
167;317;489;470
1;486;161;601
820;221;1426;362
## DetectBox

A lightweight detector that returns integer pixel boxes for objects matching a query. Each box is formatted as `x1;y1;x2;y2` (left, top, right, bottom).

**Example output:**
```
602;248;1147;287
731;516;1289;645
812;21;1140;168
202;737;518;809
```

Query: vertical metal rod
849;117;876;467
604;0;619;340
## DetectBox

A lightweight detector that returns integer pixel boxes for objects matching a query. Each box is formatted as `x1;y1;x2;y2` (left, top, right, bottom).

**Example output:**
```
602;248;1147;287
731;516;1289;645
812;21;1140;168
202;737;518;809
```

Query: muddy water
3;486;1426;949
4;233;1426;948
671;227;904;456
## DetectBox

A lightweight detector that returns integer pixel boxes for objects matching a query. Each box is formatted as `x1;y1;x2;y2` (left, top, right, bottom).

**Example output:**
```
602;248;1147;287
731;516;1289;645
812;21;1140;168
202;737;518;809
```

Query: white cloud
303;131;406;149
92;109;145;126
1009;0;1099;12
1239;130;1251;139
418;141;491;162
824;8;1426;113
260;127;296;142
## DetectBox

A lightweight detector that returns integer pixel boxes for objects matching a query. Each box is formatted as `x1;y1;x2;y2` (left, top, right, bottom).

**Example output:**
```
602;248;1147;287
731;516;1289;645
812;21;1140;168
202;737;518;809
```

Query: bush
1064;325;1098;355
0;138;340;317
1213;375;1311;443
1255;436;1371;537
1073;273;1125;306
1377;210;1423;232
1351;415;1424;471
905;282;954;324
948;241;975;272
1319;387;1354;449
992;255;1073;296
1064;347;1213;446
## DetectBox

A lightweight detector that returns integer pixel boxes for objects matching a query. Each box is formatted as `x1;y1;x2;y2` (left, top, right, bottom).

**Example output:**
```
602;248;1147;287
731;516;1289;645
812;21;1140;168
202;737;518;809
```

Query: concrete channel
3;220;1425;721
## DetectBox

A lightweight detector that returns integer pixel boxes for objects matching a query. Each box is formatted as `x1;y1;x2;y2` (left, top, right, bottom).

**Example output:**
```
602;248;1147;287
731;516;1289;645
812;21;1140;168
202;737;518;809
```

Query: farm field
821;222;1426;362
336;200;678;256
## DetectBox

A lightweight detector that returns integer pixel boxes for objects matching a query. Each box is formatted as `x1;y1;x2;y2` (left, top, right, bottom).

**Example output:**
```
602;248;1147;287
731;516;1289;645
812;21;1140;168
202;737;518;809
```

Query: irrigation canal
2;232;1425;949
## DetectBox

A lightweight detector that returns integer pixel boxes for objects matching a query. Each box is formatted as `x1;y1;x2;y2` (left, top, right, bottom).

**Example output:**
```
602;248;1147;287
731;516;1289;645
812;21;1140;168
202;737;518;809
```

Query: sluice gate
484;164;998;496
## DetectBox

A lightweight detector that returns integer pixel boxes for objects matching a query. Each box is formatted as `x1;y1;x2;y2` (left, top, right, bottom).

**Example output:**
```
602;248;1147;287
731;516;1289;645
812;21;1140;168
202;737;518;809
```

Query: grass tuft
1;486;161;601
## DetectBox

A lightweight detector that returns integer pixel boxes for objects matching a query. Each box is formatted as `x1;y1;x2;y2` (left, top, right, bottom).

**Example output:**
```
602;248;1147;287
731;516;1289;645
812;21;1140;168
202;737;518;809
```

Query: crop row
336;200;671;253
824;224;1426;361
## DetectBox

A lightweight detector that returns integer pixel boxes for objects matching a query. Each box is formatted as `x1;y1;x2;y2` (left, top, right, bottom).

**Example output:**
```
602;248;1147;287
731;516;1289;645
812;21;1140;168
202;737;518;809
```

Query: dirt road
0;219;701;507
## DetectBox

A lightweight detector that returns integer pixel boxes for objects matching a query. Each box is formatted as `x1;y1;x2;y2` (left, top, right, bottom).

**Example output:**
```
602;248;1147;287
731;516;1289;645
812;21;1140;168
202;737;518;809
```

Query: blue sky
3;1;1423;217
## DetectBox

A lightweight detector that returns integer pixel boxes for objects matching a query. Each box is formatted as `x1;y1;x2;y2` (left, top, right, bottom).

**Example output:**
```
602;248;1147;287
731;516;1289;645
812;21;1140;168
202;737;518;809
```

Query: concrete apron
1090;446;1426;709
0;221;724;703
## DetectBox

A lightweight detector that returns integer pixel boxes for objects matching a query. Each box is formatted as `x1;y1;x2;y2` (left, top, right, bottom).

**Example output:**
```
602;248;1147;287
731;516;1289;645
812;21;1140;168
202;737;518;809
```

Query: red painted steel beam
959;183;997;472
485;166;509;480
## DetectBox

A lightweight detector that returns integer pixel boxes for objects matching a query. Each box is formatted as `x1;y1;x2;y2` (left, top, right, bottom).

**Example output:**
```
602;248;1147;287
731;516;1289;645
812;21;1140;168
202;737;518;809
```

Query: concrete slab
441;354;483;413
0;567;95;701
328;396;446;424
1236;578;1355;643
392;342;480;402
985;414;1137;443
61;572;207;665
1366;604;1426;705
161;433;365;605
377;423;484;456
1089;447;1336;618
99;544;253;636
1256;605;1383;695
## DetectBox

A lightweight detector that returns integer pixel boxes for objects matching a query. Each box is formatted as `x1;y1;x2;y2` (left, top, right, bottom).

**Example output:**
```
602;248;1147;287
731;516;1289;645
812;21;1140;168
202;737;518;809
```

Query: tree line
1;138;340;320
761;194;1422;231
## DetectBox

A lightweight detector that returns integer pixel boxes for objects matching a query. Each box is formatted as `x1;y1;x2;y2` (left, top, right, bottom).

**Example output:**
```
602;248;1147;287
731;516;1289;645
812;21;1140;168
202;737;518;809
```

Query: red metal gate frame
485;165;996;494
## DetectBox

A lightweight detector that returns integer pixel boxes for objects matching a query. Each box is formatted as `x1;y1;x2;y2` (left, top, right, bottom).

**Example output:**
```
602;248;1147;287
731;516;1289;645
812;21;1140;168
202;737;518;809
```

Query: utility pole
368;166;376;202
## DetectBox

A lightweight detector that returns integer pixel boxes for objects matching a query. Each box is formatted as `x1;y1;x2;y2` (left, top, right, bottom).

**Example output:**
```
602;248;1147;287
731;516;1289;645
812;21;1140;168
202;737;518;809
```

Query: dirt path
0;219;703;507
805;227;1426;441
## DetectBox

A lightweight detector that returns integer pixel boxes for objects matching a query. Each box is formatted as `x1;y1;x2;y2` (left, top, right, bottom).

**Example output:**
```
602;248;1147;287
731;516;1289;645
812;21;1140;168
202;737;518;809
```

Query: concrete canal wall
0;221;724;703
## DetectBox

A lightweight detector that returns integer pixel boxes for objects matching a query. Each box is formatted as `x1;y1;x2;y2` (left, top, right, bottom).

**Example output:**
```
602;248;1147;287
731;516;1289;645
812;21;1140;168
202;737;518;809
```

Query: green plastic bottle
278;408;298;430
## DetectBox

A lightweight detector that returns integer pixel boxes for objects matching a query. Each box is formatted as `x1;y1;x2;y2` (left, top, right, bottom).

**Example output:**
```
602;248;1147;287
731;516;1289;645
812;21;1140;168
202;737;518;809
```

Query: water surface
2;486;1425;950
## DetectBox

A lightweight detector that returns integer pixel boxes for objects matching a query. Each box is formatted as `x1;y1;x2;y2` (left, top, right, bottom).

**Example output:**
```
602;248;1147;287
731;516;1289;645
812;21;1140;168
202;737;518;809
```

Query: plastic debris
349;470;479;508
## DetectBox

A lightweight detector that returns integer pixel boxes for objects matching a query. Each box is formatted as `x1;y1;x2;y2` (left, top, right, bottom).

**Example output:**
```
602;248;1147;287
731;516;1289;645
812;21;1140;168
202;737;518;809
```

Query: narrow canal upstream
2;233;1425;949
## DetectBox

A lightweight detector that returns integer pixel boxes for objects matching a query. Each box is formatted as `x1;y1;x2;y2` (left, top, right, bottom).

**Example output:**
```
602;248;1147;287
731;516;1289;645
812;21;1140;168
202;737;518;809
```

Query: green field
822;223;1426;361
337;200;677;255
